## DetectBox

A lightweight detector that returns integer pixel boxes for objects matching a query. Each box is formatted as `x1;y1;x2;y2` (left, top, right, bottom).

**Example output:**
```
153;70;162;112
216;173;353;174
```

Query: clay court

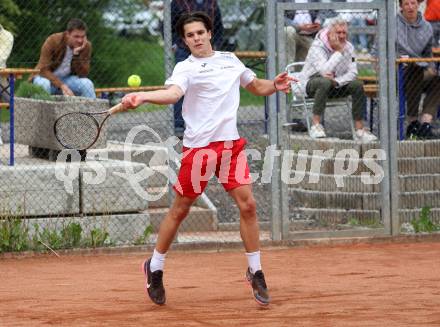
1;240;440;327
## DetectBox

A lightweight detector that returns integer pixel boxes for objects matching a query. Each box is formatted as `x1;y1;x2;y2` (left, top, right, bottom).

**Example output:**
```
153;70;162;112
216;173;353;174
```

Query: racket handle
108;103;126;115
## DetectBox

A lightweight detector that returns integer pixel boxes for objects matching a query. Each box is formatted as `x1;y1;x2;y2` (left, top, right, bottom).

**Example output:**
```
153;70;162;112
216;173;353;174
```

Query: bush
15;81;53;101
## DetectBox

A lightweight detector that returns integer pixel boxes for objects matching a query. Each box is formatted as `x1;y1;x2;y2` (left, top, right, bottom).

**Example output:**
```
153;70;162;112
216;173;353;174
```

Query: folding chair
285;62;356;139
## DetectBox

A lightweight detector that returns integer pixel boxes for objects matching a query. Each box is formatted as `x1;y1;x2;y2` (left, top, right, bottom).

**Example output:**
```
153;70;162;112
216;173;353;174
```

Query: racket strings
55;113;100;150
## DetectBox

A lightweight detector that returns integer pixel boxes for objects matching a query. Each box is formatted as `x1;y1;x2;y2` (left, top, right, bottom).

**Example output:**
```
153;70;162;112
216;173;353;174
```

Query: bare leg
312;114;321;126
354;120;364;130
228;185;259;252
155;193;197;253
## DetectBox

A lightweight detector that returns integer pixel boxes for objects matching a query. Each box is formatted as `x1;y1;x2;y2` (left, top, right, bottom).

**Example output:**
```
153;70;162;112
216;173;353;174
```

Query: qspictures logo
55;125;386;201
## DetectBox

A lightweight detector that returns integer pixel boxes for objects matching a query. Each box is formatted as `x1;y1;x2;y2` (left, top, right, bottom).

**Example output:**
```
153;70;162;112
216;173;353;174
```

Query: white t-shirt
165;51;256;148
53;46;73;78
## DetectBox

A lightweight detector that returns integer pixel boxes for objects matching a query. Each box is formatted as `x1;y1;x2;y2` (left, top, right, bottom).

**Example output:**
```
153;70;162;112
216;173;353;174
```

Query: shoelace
151;270;164;287
253;271;267;289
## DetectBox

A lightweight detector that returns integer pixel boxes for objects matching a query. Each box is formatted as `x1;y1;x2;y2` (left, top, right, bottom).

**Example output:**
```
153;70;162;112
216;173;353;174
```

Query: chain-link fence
1;0;440;253
0;0;272;252
276;0;440;239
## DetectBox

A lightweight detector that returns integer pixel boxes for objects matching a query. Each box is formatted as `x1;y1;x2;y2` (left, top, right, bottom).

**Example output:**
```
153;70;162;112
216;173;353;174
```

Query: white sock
245;251;262;274
150;249;167;272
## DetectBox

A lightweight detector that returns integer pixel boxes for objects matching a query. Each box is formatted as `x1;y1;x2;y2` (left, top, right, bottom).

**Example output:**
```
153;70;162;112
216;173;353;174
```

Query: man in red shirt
424;0;440;46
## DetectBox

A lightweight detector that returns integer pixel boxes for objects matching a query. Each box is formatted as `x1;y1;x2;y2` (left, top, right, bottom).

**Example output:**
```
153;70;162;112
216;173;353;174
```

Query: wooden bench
358;75;377;84
95;85;165;98
234;51;267;59
363;84;378;98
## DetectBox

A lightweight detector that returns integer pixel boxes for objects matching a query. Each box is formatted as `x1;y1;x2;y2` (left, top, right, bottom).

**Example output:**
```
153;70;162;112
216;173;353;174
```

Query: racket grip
108;103;125;115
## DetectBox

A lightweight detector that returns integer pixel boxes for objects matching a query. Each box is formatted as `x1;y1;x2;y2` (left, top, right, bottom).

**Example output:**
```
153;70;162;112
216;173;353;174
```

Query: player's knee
79;78;94;92
33;76;51;93
239;197;257;217
171;204;191;222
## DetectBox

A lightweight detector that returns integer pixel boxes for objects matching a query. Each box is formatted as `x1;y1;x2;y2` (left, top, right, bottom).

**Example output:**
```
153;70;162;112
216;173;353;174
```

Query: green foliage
134;224;154;245
358;68;377;77
60;222;82;248
91;36;164;87
349;217;381;228
86;228;109;248
0;216;30;252
35;225;63;250
15;81;52;100
0;0;21;33
411;206;440;233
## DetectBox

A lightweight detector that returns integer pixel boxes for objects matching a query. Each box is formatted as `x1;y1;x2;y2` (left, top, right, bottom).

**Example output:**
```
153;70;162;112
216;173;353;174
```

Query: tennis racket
53;103;126;150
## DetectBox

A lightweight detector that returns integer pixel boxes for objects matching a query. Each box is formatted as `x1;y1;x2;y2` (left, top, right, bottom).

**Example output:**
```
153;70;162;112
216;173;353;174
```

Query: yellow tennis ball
128;75;141;87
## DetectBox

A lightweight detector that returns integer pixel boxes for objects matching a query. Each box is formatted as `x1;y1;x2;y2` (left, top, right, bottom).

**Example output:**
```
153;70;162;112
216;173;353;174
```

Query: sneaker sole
141;260;149;297
245;275;270;306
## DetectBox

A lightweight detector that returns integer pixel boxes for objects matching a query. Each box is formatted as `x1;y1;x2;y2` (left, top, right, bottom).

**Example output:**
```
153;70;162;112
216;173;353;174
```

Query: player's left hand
274;72;296;93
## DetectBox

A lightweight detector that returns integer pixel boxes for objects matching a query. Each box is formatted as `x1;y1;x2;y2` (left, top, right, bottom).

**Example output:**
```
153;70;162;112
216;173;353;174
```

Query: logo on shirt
220;52;233;59
201;63;207;67
221;65;234;69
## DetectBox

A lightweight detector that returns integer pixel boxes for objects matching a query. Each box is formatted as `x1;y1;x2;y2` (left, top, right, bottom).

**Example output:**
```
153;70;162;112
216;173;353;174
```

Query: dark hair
175;11;213;39
66;18;87;32
399;0;422;5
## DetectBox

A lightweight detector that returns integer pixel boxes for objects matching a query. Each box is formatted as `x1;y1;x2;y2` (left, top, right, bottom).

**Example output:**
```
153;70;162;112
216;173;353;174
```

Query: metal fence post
266;0;282;241
386;1;400;235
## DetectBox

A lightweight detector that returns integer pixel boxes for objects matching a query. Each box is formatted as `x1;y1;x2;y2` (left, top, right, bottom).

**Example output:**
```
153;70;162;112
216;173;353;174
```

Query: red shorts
173;138;252;198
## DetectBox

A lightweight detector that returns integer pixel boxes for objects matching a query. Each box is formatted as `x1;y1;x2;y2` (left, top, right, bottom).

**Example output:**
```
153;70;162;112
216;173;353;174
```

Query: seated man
299;16;377;143
398;0;440;139
31;18;95;99
283;0;337;63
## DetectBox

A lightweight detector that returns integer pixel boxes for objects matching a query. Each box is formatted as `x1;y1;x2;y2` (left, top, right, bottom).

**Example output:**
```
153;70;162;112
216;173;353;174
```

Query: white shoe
309;124;326;138
354;129;377;143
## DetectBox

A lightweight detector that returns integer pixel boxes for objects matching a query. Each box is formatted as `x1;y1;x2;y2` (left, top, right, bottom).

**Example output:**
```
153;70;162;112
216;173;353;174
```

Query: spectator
299;16;377;143
397;0;440;139
342;0;374;53
283;0;338;63
0;24;14;102
0;24;14;146
171;0;224;139
30;18;95;99
424;0;440;46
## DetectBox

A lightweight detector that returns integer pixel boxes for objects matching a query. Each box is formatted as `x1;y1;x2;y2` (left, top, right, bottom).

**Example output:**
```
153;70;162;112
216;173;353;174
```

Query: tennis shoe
309;123;326;139
354;129;377;143
246;268;270;306
142;258;166;305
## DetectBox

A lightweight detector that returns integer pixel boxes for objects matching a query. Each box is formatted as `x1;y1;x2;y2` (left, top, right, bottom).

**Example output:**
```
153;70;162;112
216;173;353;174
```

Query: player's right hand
61;84;74;96
121;93;144;109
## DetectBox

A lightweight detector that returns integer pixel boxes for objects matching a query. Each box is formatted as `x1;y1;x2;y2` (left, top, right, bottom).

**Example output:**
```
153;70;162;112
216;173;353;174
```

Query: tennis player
122;11;294;306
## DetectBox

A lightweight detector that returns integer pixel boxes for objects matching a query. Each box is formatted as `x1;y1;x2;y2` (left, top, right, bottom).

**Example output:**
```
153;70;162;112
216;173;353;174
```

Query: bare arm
121;84;184;109
245;72;294;96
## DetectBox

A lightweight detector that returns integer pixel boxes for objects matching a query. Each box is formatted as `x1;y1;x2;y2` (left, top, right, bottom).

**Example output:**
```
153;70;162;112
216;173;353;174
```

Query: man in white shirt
299;16;377;143
121;12;293;306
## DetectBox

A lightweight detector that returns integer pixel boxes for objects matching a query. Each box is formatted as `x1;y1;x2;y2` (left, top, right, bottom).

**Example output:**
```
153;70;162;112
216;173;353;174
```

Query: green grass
358;68;377;77
91;36;165;88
